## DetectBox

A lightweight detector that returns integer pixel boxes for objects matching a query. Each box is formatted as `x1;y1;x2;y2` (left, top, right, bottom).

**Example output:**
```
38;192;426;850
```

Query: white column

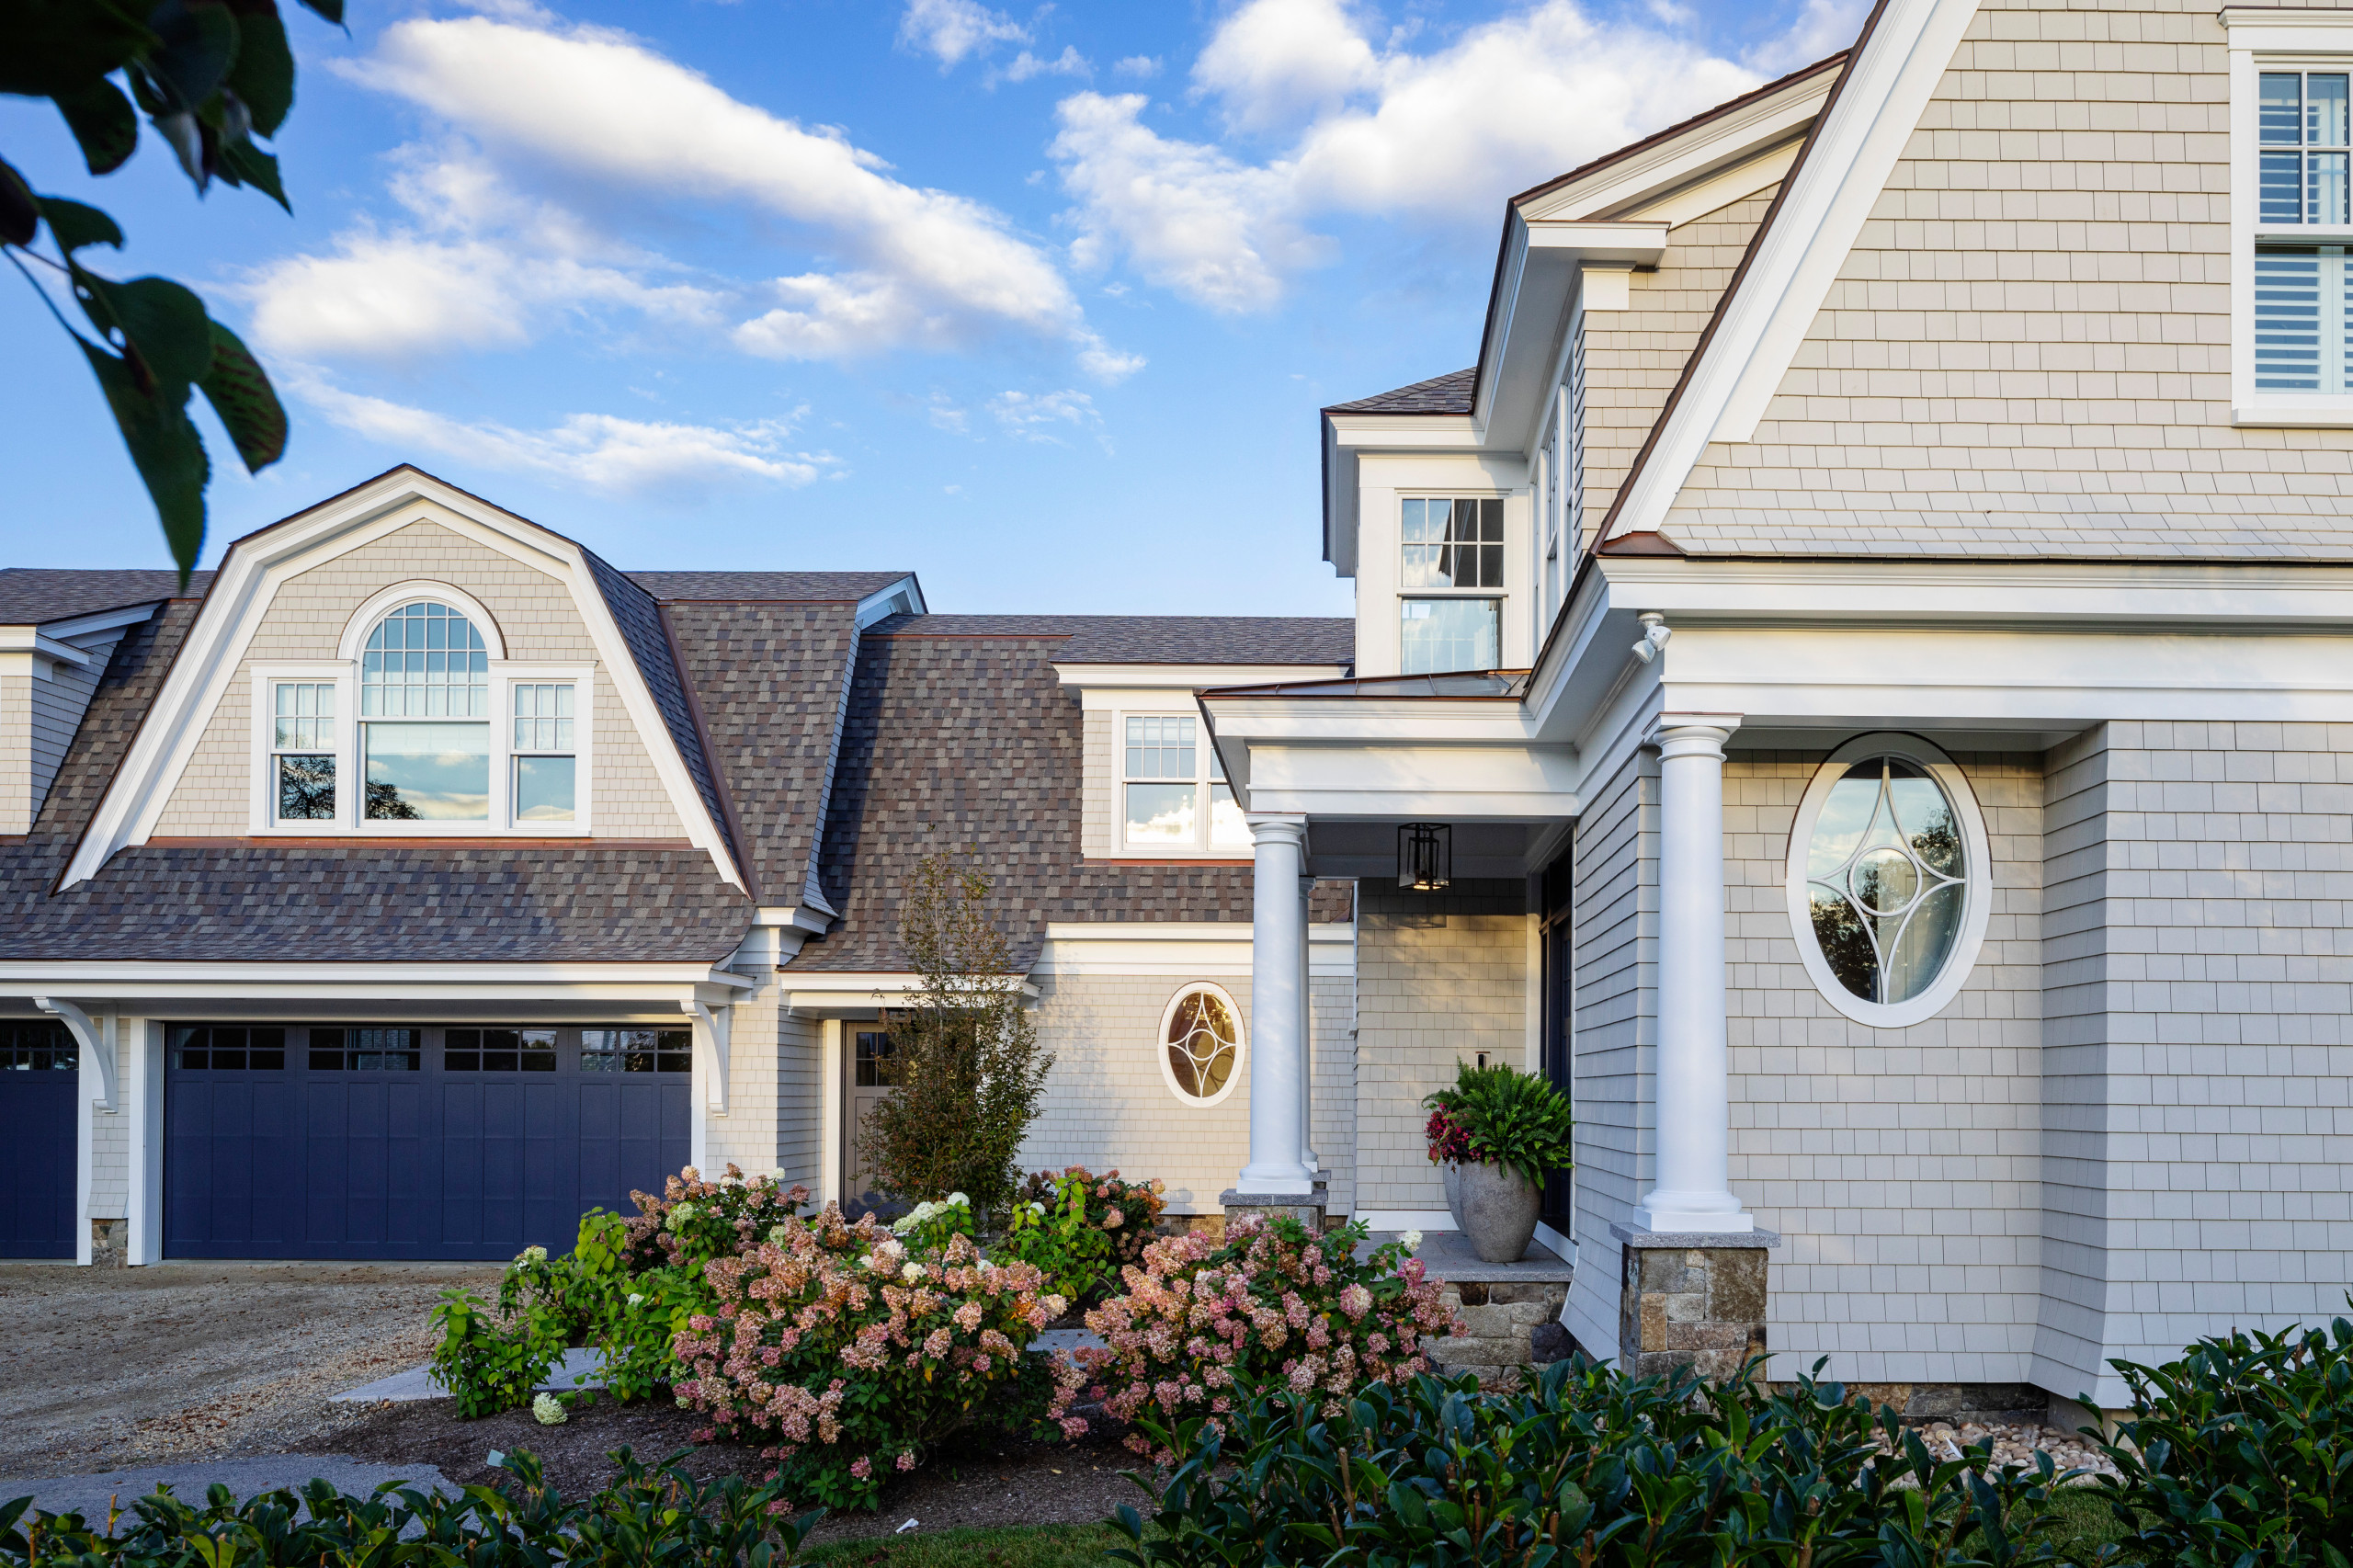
123;1017;163;1265
1637;716;1754;1234
1239;815;1313;1194
1297;871;1318;1173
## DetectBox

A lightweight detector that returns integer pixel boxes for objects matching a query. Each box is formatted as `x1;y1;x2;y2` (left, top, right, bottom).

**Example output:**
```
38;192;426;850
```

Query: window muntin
1400;597;1501;674
1402;498;1503;588
1160;983;1244;1105
303;1027;420;1071
2261;71;2350;225
1785;736;1992;1028
2;1019;76;1071
581;1028;691;1073
512;683;576;824
445;1028;558;1072
171;1025;287;1071
1122;715;1245;851
854;1028;904;1086
272;682;336;822
361;603;490;821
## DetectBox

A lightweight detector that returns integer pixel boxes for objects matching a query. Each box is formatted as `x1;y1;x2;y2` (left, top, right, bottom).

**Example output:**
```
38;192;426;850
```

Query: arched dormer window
360;602;491;820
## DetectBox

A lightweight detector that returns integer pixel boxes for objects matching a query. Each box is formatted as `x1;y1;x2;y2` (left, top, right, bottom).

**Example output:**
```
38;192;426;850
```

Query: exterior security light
1398;823;1452;891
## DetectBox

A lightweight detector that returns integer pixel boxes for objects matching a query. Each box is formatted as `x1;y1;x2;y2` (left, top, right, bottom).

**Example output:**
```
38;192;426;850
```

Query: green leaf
143;0;241;113
213;138;287;210
51;77;141;175
0;0;157;96
75;272;214;386
37;196;124;255
197;319;285;472
222;3;290;134
0;159;34;248
79;338;210;584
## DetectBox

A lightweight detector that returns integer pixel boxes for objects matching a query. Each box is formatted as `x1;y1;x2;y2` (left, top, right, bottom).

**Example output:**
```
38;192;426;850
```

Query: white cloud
989;388;1107;449
1111;55;1161;79
1051;93;1325;314
1745;0;1870;74
1054;0;1820;312
995;45;1090;85
897;0;1029;68
310;14;1133;374
289;369;837;492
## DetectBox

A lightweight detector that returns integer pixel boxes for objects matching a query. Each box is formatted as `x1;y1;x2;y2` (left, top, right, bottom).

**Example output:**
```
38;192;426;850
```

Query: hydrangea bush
1054;1212;1460;1462
669;1199;1080;1513
1006;1166;1168;1305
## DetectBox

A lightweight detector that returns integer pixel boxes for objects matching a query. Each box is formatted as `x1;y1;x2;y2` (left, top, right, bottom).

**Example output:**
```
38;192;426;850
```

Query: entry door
842;1027;904;1214
0;1020;80;1258
1539;842;1575;1235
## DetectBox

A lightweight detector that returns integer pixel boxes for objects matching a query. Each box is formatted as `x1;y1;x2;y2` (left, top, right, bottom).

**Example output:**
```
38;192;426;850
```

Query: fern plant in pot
1423;1062;1575;1263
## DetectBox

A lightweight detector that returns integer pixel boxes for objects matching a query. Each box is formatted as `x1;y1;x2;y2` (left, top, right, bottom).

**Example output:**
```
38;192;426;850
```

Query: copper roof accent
1595;529;1687;557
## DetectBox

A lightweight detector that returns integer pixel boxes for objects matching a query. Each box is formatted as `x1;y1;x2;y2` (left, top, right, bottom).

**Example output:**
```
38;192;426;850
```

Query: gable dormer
0;573;185;835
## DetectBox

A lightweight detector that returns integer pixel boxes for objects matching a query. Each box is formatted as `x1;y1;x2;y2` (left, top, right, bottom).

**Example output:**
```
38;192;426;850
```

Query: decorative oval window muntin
1785;734;1992;1028
1158;983;1245;1107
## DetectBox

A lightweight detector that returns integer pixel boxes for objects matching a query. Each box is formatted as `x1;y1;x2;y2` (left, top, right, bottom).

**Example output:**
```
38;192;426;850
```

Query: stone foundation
1611;1223;1779;1381
90;1218;128;1267
1219;1186;1327;1234
1837;1382;2053;1426
1428;1279;1574;1385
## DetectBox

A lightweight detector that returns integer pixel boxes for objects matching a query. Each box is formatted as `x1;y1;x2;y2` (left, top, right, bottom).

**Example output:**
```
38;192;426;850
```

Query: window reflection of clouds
1802;757;1967;1006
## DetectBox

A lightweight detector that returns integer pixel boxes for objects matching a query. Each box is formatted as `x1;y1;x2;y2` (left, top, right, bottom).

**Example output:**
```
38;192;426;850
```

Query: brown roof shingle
1323;369;1477;415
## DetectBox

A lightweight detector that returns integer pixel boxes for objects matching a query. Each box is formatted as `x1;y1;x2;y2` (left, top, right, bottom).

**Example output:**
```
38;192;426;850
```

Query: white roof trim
59;469;747;892
1604;0;1980;542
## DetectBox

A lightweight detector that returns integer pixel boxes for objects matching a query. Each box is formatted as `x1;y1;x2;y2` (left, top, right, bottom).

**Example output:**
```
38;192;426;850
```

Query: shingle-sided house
11;0;2353;1426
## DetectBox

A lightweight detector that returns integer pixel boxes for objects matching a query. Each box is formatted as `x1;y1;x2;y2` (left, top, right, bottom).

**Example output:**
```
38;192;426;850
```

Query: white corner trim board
1605;0;1984;542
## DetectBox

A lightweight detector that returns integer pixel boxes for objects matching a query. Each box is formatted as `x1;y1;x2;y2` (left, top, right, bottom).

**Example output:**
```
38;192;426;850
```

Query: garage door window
445;1028;558;1071
171;1025;286;1071
304;1027;420;1071
581;1028;691;1073
1;1019;76;1070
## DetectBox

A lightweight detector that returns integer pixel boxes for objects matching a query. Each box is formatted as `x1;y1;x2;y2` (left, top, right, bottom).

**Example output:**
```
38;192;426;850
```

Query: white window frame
1155;981;1246;1108
2226;9;2353;426
244;585;596;836
1117;710;1247;857
1397;492;1507;676
1783;733;1994;1029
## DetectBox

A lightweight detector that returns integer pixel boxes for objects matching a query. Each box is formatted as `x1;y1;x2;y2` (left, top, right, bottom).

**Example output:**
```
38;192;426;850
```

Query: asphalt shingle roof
627;572;912;602
0;568;212;625
1323;369;1477;415
799;624;1351;974
1054;617;1353;666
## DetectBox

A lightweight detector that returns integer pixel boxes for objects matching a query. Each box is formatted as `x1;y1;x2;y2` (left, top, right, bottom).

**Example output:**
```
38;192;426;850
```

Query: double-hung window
2229;14;2353;423
1122;714;1247;853
271;682;336;821
1400;497;1503;675
511;683;576;824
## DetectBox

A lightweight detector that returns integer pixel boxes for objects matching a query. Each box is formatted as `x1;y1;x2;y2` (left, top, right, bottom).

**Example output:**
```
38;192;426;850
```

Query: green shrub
889;1190;978;1254
1421;1061;1574;1186
1111;1358;2086;1568
0;1448;820;1567
1006;1167;1167;1305
428;1287;567;1420
2090;1312;2353;1565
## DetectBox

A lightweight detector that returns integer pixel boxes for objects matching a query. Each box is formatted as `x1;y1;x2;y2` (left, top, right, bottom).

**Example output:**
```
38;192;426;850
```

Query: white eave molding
1604;0;1982;544
58;468;750;892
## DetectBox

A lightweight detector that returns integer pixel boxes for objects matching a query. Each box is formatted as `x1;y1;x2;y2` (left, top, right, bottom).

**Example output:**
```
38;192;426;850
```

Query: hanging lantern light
1398;823;1452;891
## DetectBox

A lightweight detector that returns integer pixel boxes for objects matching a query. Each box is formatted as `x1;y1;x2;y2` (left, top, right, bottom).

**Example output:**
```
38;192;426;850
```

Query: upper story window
2227;15;2353;423
511;683;576;823
1399;497;1503;675
361;602;490;820
272;682;336;822
1122;714;1247;853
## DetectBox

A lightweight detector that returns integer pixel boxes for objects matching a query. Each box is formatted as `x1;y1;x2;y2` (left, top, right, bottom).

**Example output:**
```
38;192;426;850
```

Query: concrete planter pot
1455;1159;1541;1264
1441;1161;1463;1228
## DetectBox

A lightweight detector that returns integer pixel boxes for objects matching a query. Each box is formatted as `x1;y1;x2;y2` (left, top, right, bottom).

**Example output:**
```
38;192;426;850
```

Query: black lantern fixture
1398;823;1452;891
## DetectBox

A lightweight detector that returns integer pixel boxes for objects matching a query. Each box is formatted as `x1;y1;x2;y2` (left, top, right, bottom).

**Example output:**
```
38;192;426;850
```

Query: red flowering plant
669;1199;1081;1513
1051;1212;1462;1465
1424;1103;1476;1165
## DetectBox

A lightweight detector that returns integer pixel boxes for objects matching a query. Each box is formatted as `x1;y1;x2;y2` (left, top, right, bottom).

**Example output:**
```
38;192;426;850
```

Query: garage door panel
167;1023;688;1260
2;1022;81;1258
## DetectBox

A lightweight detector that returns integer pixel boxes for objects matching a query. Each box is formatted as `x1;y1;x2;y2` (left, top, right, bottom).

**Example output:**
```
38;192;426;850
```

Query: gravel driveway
0;1262;501;1485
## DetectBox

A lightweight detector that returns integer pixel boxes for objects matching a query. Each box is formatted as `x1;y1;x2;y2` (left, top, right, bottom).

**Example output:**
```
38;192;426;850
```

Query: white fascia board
1204;697;1544;744
60;471;745;891
1240;740;1578;819
1519;69;1837;222
1618;140;1806;228
1035;923;1356;978
40;604;170;641
1325;413;1483;449
1603;0;1981;544
0;628;92;666
784;971;1040;1013
2218;7;2353;48
853;575;925;627
1523;220;1670;261
754;904;835;934
1040;921;1356;942
1055;664;1349;694
0;961;750;1004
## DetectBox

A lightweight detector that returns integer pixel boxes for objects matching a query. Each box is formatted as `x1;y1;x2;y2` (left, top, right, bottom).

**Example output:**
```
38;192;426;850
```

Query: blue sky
3;0;1863;615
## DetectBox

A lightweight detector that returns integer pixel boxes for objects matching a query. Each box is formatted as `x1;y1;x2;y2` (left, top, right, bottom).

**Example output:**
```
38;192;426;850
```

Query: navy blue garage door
0;1020;79;1258
165;1024;690;1260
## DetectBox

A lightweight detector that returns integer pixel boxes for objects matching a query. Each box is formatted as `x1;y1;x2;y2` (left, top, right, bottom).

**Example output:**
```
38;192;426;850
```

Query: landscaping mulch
326;1391;1149;1545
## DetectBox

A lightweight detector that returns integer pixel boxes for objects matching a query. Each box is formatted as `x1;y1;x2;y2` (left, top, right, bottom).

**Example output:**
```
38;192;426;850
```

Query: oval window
1786;735;1991;1028
1159;983;1245;1107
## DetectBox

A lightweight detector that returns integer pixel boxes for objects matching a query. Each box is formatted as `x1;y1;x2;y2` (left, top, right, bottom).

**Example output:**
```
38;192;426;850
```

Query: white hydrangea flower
891;1213;918;1235
665;1203;697;1228
902;1262;926;1281
767;1224;788;1244
1399;1229;1424;1252
1042;1294;1068;1318
518;1245;547;1265
532;1392;567;1426
1029;1201;1047;1216
858;1255;877;1270
947;1191;971;1209
767;1168;789;1184
625;1292;645;1309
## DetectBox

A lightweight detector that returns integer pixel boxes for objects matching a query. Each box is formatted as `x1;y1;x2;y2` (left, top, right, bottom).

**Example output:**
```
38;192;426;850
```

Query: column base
89;1217;129;1268
1221;1184;1328;1234
1610;1221;1779;1382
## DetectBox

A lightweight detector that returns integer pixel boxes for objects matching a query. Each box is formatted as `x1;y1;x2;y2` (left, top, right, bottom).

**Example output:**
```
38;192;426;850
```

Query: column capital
1245;813;1309;848
1645;712;1742;757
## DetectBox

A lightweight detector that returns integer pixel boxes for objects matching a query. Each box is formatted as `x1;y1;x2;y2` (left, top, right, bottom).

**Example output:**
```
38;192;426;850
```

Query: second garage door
165;1023;690;1260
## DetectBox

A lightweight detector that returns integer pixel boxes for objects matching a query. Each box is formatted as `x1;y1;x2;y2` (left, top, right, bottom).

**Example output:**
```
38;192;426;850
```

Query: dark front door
165;1023;689;1260
1540;842;1574;1235
843;1026;904;1217
0;1019;80;1258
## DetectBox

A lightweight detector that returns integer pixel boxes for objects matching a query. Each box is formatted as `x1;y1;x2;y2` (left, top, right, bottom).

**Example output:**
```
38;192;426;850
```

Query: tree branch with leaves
3;0;342;585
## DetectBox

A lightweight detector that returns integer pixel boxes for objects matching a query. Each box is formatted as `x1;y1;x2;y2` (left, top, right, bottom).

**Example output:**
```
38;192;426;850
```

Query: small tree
860;851;1052;1219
